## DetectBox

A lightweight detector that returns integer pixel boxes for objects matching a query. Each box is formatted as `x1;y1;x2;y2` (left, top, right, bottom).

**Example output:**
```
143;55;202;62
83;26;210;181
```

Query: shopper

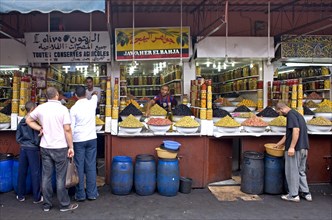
85;76;101;101
145;85;177;116
26;87;78;212
70;85;99;201
15;101;42;204
275;102;312;202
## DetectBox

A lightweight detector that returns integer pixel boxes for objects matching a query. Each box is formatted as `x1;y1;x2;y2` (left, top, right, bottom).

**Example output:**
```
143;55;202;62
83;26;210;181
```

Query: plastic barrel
111;156;133;195
241;151;264;195
12;157;32;194
157;158;179;196
264;154;284;194
0;153;14;192
134;154;156;196
179;177;193;194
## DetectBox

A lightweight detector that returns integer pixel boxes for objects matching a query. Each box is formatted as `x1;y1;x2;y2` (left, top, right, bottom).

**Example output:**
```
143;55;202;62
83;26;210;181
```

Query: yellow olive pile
150;104;167;116
318;99;332;108
314;106;332;113
0;113;10;123
175;116;200;127
219;99;234;107
307;117;332;126
305;100;318;108
237;99;256;107
96;116;105;125
119;114;143;128
126;99;140;109
269;116;287;126
233;96;244;102
215;115;240;127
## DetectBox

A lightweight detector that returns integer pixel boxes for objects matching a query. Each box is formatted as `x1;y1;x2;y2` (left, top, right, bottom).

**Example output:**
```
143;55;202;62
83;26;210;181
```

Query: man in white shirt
85;76;101;101
27;87;78;212
70;85;99;201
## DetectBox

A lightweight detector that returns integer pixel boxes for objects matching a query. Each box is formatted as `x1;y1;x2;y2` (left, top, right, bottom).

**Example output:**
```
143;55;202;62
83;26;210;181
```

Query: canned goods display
112;107;119;119
105;105;112;117
200;108;206;120
206;109;213;120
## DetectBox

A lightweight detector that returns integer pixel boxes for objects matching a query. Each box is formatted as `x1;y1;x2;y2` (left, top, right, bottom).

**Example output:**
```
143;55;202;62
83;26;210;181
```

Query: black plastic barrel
157;158;179;196
12;157;32;194
111;156;133;195
134;154;156;196
179;177;193;194
0;153;14;193
241;151;264;195
264;154;284;194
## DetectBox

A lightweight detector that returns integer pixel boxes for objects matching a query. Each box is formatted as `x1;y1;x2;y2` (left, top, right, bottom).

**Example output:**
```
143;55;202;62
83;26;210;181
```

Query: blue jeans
74;139;98;200
17;147;41;202
40;148;70;209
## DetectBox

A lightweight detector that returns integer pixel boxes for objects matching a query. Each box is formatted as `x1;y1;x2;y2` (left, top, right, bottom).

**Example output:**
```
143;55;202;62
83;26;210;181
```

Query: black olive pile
234;105;251;112
213;109;232;118
119;103;143;116
222;92;239;98
303;106;315;115
172;104;193;116
256;106;279;117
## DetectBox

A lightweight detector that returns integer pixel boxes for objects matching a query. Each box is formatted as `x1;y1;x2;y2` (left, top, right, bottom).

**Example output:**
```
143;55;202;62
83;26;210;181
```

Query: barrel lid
0;153;14;160
113;156;132;162
136;154;155;161
243;151;264;160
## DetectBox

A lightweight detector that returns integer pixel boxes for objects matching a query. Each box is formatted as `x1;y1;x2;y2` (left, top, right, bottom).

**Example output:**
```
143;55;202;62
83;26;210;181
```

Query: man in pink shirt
27;87;78;212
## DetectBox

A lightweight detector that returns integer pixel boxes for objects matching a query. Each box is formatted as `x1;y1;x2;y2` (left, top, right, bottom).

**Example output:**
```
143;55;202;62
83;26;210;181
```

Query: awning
0;0;105;13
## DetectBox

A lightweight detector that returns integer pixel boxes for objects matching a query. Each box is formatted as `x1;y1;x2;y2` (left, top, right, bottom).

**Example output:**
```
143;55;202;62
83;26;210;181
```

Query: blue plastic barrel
157;158;179;196
241;151;264;195
134;154;156;196
111;156;133;195
12;158;32;194
264;154;284;194
0;153;14;192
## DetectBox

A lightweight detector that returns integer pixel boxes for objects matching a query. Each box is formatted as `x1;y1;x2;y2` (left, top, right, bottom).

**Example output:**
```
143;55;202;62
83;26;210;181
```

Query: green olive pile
215;115;240;127
269;116;287;126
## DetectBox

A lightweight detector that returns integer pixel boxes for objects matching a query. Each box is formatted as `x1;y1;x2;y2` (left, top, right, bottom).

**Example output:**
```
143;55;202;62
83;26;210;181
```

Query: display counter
1;129;331;187
104;130;332;187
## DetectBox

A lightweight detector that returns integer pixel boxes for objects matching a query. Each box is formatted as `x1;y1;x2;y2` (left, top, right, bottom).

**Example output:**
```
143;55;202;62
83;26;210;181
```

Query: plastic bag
65;157;79;188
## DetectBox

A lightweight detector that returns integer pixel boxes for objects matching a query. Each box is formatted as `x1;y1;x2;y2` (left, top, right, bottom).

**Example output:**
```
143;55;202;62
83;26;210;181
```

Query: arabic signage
115;27;190;61
281;35;332;58
25;31;111;63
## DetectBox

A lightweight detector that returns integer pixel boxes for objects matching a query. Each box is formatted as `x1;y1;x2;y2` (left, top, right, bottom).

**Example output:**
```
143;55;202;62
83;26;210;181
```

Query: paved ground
1;184;331;220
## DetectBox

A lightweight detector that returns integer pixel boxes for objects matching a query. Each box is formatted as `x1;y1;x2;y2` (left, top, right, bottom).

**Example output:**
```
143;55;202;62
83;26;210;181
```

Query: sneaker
16;195;25;202
43;205;51;212
33;196;43;204
300;192;312;201
281;194;300;202
60;203;78;212
87;197;97;201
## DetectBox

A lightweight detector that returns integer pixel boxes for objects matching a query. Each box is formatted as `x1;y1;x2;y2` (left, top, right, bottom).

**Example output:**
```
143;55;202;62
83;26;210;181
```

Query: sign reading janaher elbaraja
115;27;190;61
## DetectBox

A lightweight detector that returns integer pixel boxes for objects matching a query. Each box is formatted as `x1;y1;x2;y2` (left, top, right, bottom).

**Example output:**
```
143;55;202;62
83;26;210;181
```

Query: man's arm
26;115;43;133
64;124;74;158
145;99;155;116
276;135;286;148
288;128;300;156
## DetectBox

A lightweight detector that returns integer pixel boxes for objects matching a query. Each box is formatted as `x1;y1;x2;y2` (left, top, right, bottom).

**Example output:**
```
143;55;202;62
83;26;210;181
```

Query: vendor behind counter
145;85;177;116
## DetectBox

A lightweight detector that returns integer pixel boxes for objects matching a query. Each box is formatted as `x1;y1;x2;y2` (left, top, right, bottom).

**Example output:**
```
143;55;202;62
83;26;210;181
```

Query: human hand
68;148;74;158
288;148;295;157
38;128;43;137
92;91;98;96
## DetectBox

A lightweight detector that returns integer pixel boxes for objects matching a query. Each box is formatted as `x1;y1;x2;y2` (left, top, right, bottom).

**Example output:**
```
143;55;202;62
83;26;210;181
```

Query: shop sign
115;27;190;61
25;31;111;63
281;35;332;58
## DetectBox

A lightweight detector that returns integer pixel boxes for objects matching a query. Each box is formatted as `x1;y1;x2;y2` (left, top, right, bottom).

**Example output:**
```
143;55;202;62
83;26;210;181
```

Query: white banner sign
25;32;111;63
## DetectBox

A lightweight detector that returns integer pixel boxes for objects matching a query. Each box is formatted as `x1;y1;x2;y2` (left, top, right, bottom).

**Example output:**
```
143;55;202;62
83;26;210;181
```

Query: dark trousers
40;148;70;209
17;147;42;202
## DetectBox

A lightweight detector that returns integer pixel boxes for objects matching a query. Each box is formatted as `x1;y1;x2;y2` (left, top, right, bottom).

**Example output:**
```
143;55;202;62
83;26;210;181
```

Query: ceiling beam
266;0;301;13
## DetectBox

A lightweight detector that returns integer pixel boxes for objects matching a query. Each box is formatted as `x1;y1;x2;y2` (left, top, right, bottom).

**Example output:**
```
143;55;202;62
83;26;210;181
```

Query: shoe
43;205;51;212
281;194;300;202
60;203;78;212
33;196;43;204
300;192;312;201
16;195;25;202
75;198;85;202
87;197;97;201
